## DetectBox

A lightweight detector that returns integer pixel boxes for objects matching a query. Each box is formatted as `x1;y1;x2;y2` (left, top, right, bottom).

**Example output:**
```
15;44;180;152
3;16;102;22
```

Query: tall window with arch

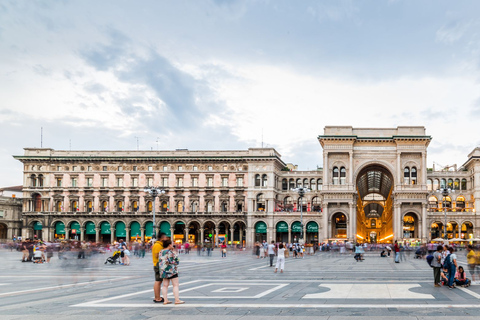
310;178;316;190
403;167;410;185
56;201;63;212
282;179;288;191
255;174;261;187
262;174;268;187
147;201;153;212
102;201;108;212
317;178;323;190
132;201;138;212
86;201;93;212
71;200;78;212
410;167;417;184
333;167;339;185
340;167;346;185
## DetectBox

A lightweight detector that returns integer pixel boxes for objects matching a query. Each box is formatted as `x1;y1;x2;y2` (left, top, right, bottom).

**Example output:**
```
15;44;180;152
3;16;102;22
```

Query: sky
1;0;480;186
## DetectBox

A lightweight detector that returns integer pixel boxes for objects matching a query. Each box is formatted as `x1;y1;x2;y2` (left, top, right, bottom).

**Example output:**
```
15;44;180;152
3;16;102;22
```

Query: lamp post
144;186;165;240
436;187;454;240
292;186;310;243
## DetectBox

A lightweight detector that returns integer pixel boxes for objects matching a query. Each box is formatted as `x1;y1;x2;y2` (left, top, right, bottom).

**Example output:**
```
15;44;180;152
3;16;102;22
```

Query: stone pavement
0;248;479;319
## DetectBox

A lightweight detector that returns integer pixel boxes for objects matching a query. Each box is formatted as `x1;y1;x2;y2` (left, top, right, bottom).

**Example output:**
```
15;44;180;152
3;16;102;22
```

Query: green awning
306;221;319;233
85;221;96;235
145;221;153;237
255;221;267;234
130;222;141;237
115;221;126;237
291;221;302;233
160;221;171;237
276;221;288;233
100;222;111;235
33;221;43;231
55;222;65;235
70;222;80;232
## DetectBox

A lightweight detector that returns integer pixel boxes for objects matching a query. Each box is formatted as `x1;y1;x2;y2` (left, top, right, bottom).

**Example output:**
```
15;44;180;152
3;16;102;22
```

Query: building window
117;178;123;187
193;166;198;171
86;201;93;212
208;166;213;171
237;177;243;187
177;177;183;187
411;167;417;185
161;177;168;187
71;178;78;187
147;201;153;212
56;201;63;212
132;201;138;212
163;166;167;171
333;167;339;185
262;174;267;187
447;178;453;189
461;179;467;190
133;166;137;171
340;167;346;185
403;167;410;185
132;178;138;187
440;179;446;188
427;179;432;191
102;177;108;187
103;166;107;171
223;165;228;171
72;166;77;171
222;177;228;187
317;178;323;190
57;166;62;171
71;200;78;211
178;166;183;171
102;201;108;212
207;177;213;187
255;174;261;187
147;177;153;187
116;201;123;211
118;166;123;171
87;177;93;187
192;177;198;187
56;178;62;187
282;179;288;190
87;166;92;171
148;166;153;171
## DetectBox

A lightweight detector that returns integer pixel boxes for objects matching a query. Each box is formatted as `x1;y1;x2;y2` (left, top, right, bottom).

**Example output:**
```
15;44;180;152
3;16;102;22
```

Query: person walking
255;241;261;258
267;241;276;267
221;241;227;258
394;241;400;263
159;239;185;305
152;233;167;303
274;243;286;273
466;245;477;284
432;245;443;287
445;246;458;289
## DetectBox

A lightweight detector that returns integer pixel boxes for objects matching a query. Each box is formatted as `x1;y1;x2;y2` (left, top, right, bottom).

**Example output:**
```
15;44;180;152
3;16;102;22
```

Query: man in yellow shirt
466;245;477;284
152;233;167;303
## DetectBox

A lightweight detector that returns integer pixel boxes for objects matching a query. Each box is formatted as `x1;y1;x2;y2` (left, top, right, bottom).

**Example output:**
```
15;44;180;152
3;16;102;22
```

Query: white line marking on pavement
0;283;11;286
303;284;434;300
71;303;480;309
164;283;288;299
457;286;480;299
0;276;134;297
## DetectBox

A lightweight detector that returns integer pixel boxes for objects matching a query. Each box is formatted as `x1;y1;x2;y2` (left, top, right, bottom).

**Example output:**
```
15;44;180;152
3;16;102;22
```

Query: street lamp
292;186;310;243
436;187;454;240
144;186;165;240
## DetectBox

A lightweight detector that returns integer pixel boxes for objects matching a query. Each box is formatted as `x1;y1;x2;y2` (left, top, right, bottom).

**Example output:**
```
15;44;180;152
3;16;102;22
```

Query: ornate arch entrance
356;164;394;243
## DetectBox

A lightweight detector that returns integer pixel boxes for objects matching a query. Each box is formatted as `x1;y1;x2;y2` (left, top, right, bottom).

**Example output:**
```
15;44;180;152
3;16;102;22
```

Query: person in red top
221;241;227;258
394;241;400;263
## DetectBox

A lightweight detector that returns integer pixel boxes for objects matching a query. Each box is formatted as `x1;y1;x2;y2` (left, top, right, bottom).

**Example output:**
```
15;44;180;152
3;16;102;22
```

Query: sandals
163;301;172;305
175;301;185;304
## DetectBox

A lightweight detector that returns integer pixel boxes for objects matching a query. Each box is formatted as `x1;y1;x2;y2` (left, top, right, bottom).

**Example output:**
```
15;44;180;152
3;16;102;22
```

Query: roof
0;185;23;192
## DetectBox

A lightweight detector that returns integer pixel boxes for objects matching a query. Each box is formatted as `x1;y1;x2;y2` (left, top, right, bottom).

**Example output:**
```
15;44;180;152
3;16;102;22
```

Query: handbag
124;249;131;256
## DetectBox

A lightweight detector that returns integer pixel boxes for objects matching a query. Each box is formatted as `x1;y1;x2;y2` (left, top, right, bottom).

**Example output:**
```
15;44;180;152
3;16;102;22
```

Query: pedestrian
455;266;471;287
284;243;289;258
466;245;477;284
221;241;227;258
432;245;443;287
394;241;400;263
399;243;406;262
263;240;268;258
159;239;185;305
444;246;458;289
117;239;127;265
267;241;276;267
255;241;261;258
152;233;167;303
274;243;285;273
386;245;391;257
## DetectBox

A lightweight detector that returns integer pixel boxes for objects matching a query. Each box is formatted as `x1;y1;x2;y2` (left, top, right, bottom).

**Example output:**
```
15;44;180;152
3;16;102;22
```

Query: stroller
105;250;121;264
33;250;44;264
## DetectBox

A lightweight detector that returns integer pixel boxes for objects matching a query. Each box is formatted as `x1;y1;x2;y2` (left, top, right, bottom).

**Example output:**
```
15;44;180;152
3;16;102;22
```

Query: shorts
468;264;476;275
120;251;125;258
153;265;163;282
166;274;178;279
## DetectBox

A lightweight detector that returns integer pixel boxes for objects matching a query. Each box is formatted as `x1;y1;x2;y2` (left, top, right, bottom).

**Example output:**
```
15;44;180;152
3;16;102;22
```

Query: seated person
440;268;449;286
455;266;471;287
380;250;387;257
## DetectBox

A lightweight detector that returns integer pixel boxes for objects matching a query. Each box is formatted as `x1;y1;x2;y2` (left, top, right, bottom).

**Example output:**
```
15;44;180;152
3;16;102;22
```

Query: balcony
428;207;475;213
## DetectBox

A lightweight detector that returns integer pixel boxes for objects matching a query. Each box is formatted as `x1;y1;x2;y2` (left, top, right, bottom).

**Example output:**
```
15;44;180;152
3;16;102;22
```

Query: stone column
65;227;70;241
215;228;219;246
324;151;329;186
200;228;205;244
140;228;145;242
230;228;234;244
288;228;291;244
95;228;100;243
349;202;355;241
125;228;130;242
317;228;321;244
170;228;174;240
349;151;353;186
394;202;401;241
302;225;306;244
110;227;115;243
185;227;189;244
80;227;85;241
396;151;401;185
422;204;428;242
322;203;329;241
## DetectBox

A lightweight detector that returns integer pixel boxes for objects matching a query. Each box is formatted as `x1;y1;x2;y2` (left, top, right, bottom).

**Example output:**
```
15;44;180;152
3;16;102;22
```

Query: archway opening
332;213;347;239
461;222;474;239
0;223;8;239
356;165;394;243
403;213;418;239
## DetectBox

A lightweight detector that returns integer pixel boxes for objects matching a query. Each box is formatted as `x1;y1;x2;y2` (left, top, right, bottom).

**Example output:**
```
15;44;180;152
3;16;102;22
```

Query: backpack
443;253;452;269
426;254;434;267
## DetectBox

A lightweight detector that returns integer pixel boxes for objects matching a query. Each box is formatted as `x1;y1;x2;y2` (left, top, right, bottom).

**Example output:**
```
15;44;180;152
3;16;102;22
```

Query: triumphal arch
319;126;431;243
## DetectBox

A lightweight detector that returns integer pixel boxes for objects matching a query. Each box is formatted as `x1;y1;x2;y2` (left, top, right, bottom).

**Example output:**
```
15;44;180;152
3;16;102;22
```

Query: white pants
275;256;285;270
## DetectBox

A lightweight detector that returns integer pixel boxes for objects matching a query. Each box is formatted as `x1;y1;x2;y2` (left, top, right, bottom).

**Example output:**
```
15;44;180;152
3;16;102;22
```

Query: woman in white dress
274;243;286;273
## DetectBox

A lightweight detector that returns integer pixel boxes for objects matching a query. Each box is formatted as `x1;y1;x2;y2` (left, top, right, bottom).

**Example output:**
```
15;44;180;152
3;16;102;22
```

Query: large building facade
8;126;480;245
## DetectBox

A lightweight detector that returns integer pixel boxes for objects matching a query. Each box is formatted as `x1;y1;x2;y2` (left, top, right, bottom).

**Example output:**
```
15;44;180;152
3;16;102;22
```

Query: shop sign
306;222;318;232
276;222;288;233
255;222;267;234
291;222;302;233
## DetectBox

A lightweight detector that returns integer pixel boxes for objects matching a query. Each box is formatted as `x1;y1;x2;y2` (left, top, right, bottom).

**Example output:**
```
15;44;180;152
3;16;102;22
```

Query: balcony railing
23;211;247;216
428;208;475;213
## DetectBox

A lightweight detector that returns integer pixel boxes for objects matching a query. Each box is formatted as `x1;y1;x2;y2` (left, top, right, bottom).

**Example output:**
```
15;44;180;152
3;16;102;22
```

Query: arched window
440;179;446;188
38;174;44;187
310;178;316;190
461;179;467;190
333;167;339;185
102;201;108;212
411;167;417;185
86;201;93;212
71;200;78;212
177;201;184;212
56;201;63;212
146;201;152;212
282;179;288;191
33;194;42;212
161;201;168;212
317;178;323;190
262;174;268;187
433;179;439;190
30;174;37;187
427;179;432;191
206;201;213;213
255;174;261;187
456;196;465;209
132;201;138;212
256;193;265;211
283;196;293;212
428;196;438;210
454;179;460;190
296;178;302;188
288;178;294;190
116;201;123;212
447;179;453;189
340;167;346;185
404;167;410;185
312;196;321;212
221;201;228;212
303;178;309;188
442;196;452;208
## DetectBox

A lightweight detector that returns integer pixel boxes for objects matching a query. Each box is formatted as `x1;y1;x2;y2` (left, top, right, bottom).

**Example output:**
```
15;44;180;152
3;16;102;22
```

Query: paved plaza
1;249;480;319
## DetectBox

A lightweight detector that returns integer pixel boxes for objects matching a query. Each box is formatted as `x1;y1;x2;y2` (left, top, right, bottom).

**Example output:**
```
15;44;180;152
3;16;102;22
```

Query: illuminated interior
356;165;394;243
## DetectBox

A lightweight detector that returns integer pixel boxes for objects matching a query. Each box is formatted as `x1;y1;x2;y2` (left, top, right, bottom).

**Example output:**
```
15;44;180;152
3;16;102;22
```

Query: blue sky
1;0;480;186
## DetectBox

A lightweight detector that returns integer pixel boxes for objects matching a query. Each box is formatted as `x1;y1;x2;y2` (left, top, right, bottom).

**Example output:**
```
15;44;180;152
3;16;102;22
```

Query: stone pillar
200;228;205;244
230;228;234;244
288;228;291;244
170;228;174;241
185;227;189;244
95;228;100;243
349;202;355;241
246;227;253;248
396;152;401;185
65;227;70;240
394;202;401;241
240;227;244;246
215;228;219;246
302;225;306;244
324;151;329;186
80;227;85;241
317;228;321;244
322;203;328;241
110;227;115;243
349;151;353;186
140;228;145;242
422;204;428;242
125;228;130;242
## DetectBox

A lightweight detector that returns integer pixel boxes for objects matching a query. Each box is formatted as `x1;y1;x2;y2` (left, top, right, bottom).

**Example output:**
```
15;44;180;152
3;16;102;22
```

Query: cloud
436;20;472;44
